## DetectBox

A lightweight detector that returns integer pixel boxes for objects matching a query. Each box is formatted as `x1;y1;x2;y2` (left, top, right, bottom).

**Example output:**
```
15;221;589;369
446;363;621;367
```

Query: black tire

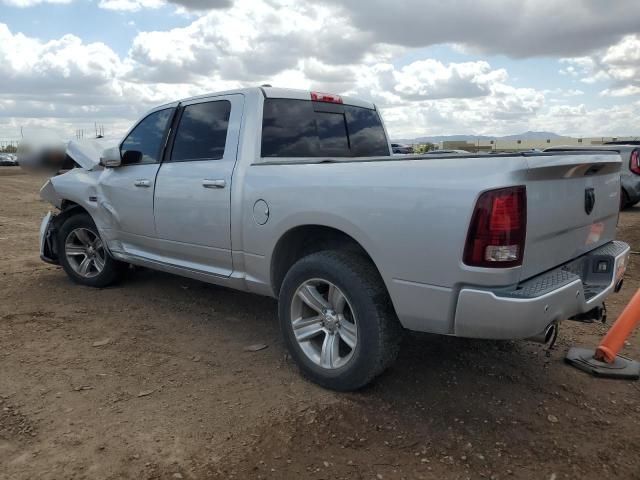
278;250;402;391
58;213;125;287
620;188;630;210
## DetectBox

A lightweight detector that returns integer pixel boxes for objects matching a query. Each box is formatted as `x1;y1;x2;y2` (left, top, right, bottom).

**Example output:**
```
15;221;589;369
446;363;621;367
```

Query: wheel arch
46;201;101;264
54;200;93;228
269;224;390;300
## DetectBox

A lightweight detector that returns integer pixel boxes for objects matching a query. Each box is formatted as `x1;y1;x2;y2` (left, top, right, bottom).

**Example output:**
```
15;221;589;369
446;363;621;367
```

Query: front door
98;107;174;256
153;94;244;277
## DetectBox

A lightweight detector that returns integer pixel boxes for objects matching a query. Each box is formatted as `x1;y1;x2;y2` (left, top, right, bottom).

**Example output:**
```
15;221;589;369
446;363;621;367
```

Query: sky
0;0;639;141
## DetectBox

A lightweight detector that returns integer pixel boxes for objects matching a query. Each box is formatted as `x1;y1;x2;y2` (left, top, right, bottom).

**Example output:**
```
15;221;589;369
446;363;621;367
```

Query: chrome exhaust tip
528;322;558;346
615;279;624;293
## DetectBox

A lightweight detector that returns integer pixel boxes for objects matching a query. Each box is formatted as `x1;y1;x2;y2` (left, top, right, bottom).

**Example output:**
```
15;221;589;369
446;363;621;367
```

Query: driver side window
121;108;173;165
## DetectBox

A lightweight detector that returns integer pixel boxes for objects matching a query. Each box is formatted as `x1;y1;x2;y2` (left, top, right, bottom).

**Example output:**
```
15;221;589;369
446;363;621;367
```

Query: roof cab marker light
310;91;343;104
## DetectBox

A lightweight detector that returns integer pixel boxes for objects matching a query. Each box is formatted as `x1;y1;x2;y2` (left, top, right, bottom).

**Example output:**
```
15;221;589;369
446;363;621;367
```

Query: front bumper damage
40;211;59;264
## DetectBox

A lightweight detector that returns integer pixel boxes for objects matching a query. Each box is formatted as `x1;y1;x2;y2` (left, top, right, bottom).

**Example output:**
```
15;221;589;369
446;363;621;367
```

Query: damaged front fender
40;179;63;209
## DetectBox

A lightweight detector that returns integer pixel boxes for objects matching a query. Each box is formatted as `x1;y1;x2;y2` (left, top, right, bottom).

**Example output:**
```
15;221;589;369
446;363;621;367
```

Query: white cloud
97;0;229;11
602;34;640;70
600;34;640;89
562;34;640;95
346;61;545;138
0;23;169;138
391;60;507;100
547;104;587;117
1;0;639;140
0;25;121;96
328;0;640;58
0;9;561;140
531;103;640;137
97;0;163;12
124;0;376;85
1;0;70;6
167;0;231;10
543;88;584;99
601;86;640;97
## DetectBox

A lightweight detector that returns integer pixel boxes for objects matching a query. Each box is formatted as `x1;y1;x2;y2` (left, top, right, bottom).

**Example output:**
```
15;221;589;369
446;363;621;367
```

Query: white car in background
0;153;18;166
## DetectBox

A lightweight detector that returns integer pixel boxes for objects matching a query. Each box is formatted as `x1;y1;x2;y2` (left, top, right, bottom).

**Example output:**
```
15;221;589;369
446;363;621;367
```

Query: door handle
134;179;151;188
202;179;226;189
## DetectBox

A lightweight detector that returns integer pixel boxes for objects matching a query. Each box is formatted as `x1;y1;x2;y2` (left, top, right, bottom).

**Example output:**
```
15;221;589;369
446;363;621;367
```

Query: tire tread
58;213;125;288
279;250;402;390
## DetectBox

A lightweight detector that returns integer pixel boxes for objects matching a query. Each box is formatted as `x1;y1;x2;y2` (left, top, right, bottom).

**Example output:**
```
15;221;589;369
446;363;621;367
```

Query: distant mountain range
392;131;565;144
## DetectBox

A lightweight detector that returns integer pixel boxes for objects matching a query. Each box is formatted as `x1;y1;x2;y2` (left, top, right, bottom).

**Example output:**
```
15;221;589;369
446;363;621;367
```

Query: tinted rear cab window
261;98;389;157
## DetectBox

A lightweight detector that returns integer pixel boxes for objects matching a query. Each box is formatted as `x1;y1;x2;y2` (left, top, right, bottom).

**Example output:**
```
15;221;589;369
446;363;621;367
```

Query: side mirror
121;149;143;165
100;147;122;168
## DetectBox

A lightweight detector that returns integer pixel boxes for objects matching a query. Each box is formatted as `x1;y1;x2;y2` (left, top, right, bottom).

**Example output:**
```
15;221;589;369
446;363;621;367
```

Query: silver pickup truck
37;87;630;390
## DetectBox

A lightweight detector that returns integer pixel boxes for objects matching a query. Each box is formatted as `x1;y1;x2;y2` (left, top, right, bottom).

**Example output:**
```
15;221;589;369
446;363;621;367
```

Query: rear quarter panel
240;156;531;333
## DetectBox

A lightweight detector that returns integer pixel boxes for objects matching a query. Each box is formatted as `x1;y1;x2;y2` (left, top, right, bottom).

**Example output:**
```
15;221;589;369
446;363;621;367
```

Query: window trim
118;107;176;167
164;99;232;164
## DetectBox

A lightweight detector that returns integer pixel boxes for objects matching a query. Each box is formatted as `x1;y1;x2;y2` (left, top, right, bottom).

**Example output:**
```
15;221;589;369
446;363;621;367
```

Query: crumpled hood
66;137;119;170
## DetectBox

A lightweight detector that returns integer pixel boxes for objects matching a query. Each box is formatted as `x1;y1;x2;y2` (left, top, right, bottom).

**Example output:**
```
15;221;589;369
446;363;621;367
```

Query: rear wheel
58;213;125;287
278;250;401;391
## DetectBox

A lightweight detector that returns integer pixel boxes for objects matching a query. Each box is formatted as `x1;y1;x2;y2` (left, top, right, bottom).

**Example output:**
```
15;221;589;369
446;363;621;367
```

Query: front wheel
58;213;125;287
278;250;401;391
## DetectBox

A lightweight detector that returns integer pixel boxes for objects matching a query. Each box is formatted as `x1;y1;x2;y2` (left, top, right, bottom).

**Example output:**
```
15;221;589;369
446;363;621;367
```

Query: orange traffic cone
565;288;640;380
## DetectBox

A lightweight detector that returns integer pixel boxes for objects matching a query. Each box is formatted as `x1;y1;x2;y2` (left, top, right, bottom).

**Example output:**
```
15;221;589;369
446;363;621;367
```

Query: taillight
310;91;343;104
630;149;640;175
463;186;527;268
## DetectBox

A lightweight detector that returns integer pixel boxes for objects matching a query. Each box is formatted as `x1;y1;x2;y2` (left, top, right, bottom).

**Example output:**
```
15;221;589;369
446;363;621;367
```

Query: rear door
152;94;244;277
521;152;621;280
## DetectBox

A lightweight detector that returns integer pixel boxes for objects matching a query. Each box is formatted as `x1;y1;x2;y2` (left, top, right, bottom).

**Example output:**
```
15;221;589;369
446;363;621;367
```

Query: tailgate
520;152;621;280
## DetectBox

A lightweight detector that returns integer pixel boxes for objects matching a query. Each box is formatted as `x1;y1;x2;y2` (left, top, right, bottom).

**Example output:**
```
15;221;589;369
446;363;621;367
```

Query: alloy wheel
64;227;106;278
290;278;358;369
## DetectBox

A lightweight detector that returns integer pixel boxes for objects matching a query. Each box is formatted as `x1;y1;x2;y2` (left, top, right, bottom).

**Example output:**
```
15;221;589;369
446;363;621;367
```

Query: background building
439;136;639;152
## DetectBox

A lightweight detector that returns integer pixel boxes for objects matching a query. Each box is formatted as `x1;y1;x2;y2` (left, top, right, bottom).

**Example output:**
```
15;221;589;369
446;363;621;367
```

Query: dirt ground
1;166;639;480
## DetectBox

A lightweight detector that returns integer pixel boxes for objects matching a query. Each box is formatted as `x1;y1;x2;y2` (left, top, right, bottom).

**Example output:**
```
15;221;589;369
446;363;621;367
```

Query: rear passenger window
261;98;389;158
171;100;231;162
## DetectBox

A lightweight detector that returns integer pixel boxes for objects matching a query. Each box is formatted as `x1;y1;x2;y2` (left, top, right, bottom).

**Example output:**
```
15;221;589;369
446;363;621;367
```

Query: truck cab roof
158;87;376;111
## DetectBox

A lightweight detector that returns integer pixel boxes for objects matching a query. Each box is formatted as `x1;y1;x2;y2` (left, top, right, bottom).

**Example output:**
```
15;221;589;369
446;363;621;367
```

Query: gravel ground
1;167;639;480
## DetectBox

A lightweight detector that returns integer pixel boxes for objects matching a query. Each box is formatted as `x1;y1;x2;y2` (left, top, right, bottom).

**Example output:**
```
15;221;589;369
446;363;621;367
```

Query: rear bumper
454;241;630;339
